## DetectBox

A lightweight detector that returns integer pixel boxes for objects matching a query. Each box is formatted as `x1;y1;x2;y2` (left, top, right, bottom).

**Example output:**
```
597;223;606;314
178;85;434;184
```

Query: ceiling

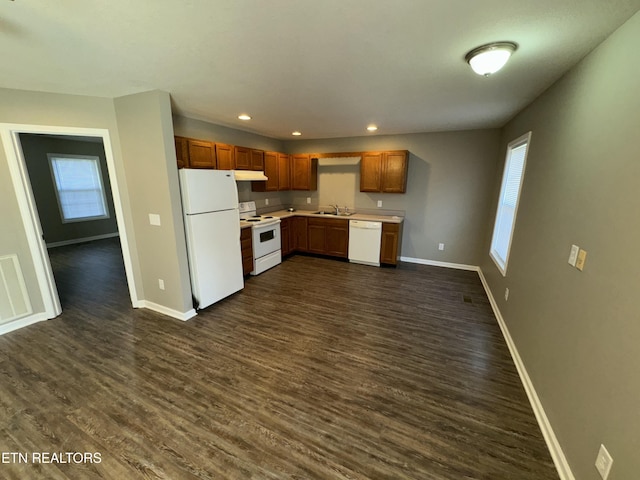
2;1;639;140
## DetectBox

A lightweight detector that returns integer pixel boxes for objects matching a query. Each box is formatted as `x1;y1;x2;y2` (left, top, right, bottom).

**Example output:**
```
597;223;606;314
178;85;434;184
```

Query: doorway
1;123;140;327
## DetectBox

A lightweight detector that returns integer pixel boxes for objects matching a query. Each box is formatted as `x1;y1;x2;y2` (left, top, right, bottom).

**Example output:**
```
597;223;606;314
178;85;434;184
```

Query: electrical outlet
265;198;269;206
148;213;161;226
595;444;613;479
576;249;587;271
568;244;579;266
505;288;509;301
377;200;383;208
158;279;165;290
438;243;445;251
307;197;311;204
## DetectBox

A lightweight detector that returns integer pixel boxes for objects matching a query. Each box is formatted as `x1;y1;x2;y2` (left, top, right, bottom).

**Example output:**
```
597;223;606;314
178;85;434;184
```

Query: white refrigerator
179;169;244;310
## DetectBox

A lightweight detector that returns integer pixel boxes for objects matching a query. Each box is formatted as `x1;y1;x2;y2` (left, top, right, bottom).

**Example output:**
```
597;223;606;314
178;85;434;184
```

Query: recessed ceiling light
367;125;378;132
465;42;518;76
292;131;302;136
238;114;251;121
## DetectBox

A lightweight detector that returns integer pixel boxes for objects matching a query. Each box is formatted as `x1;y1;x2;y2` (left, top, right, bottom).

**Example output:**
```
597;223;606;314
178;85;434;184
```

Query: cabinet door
241;227;253;275
250;149;265;171
380;222;401;265
326;221;349;258
174;136;189;169
188;140;216;169
215;143;235;170
278;153;291;190
360;152;382;192
382;151;408;193
252;152;279;192
307;221;327;254
280;218;291;256
292;217;308;251
234;146;251;170
291;154;318;191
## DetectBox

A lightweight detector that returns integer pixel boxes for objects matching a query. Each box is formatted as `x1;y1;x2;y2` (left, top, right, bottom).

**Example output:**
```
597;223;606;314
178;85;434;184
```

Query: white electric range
239;201;282;275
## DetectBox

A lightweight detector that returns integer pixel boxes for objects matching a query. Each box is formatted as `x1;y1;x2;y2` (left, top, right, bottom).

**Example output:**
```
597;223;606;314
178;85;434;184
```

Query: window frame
47;153;110;224
489;131;532;276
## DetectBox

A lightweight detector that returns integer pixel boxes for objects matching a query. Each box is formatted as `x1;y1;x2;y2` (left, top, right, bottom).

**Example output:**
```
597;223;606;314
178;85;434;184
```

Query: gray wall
480;11;640;480
174;115;501;267
0;88;195;321
173;115;287;209
0;88;140;316
284;130;501;266
20;134;119;245
115;91;193;314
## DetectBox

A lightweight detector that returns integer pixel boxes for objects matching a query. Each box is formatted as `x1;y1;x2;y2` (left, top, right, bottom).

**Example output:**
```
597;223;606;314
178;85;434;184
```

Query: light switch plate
149;213;161;226
438;243;445;251
265;198;269;206
377;200;383;208
576;249;587;271
595;444;613;479
307;197;311;204
568;244;579;266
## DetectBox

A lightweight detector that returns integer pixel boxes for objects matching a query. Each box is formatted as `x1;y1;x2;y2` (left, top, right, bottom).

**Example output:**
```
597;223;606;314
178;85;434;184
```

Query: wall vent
0;254;33;324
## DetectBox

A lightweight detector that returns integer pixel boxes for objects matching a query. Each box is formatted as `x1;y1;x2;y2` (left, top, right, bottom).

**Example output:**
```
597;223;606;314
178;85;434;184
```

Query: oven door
252;221;281;259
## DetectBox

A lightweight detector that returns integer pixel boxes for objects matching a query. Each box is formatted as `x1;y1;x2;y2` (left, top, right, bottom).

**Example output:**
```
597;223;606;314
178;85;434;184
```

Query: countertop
266;209;404;224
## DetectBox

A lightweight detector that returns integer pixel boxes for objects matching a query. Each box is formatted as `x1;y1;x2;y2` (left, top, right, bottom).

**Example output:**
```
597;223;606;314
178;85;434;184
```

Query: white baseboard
138;300;197;322
0;311;49;336
400;256;479;271
46;232;120;248
477;268;575;480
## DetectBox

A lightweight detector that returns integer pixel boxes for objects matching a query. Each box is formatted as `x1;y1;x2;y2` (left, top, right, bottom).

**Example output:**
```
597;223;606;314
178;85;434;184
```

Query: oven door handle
255;219;281;228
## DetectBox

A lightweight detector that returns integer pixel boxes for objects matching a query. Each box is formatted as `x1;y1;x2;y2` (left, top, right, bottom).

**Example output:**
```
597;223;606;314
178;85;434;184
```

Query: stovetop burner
238;201;281;227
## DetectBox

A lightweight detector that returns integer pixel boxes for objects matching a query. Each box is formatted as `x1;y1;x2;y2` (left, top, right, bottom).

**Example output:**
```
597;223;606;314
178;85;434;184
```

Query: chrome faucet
331;204;340;215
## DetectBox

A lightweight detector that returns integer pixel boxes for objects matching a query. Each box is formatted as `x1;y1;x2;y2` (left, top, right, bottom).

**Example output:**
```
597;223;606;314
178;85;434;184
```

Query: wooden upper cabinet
234;146;251;170
291;154;318;191
250;149;265;171
174;136;189;169
360;152;383;192
278;153;291;191
381;151;408;193
215;143;235;170
252;151;279;192
188;139;216;169
360;150;409;193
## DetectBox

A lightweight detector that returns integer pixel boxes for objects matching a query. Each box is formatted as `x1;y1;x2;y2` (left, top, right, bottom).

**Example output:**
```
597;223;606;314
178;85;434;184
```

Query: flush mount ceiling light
367;125;378;132
238;114;251;120
465;42;518;76
292;131;302;136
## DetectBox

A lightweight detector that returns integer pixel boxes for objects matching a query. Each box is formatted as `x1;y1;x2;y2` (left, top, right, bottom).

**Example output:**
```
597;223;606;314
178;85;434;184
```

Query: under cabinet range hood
232;170;268;181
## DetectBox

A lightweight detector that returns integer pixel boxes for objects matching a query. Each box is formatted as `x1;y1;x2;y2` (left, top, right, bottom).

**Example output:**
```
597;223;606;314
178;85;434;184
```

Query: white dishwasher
348;220;382;266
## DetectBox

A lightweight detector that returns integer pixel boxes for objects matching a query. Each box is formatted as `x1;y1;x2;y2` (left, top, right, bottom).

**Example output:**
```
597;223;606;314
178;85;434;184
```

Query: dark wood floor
0;238;558;479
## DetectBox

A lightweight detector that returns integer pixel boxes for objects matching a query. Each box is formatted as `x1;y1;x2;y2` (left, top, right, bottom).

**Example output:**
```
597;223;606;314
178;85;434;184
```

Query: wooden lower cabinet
380;222;402;265
241;227;253;275
291;217;308;252
307;218;349;258
280;217;294;256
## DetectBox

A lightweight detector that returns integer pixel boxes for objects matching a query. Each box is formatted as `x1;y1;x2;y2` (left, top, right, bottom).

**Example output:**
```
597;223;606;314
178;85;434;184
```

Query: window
48;154;109;223
490;132;531;275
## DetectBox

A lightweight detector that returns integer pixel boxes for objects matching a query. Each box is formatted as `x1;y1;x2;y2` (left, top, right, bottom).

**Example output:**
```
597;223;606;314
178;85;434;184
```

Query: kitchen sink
313;211;353;216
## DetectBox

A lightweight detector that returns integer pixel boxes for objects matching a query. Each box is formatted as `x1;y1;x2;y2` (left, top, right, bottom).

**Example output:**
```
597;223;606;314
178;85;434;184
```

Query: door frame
1;123;140;322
